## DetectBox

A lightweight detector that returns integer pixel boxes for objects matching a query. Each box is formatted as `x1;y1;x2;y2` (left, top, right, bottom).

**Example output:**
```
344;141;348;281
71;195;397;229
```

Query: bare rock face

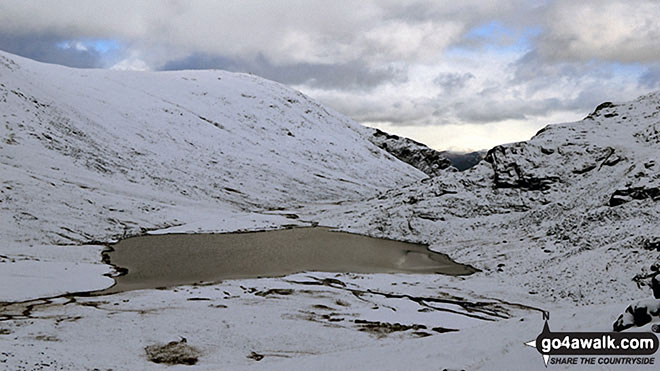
367;128;454;177
484;144;560;191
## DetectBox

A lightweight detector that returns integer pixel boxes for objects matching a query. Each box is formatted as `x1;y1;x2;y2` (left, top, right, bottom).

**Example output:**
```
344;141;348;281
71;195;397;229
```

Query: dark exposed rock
609;186;660;206
355;319;428;337
602;154;623;167
540;147;555;155
247;352;265;361
635;123;660;143
572;163;597;174
254;288;294;297
485;145;560;191
642;237;660;251
652;275;660;299
585;101;616;120
145;338;200;365
431;326;459;333
613;301;660;331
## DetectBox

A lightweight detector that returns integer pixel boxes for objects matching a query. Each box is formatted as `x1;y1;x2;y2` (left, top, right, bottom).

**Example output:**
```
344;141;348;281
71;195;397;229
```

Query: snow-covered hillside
318;92;660;305
0;50;424;300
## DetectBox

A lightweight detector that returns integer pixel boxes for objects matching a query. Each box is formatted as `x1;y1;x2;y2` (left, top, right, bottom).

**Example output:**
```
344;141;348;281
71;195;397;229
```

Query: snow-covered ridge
319;91;660;305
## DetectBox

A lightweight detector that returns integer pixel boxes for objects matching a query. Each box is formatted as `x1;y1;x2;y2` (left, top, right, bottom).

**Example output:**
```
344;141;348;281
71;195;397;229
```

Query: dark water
100;227;476;293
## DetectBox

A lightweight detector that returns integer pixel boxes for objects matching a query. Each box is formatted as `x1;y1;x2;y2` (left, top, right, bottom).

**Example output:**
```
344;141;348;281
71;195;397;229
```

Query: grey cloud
383;1;532;24
161;53;407;91
511;51;586;86
451;97;565;123
511;50;646;107
315;92;437;125
0;1;538;68
433;72;474;94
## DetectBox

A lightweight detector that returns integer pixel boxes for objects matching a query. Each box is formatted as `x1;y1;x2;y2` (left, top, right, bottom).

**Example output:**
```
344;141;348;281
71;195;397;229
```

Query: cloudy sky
1;0;659;151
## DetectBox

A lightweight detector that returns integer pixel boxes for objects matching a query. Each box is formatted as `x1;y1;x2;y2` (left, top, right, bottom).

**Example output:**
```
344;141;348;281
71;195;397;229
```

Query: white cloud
537;0;660;63
0;0;530;67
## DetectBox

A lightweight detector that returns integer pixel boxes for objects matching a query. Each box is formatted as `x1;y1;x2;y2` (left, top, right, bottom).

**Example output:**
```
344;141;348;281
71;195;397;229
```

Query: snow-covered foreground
1;272;655;370
2;50;660;370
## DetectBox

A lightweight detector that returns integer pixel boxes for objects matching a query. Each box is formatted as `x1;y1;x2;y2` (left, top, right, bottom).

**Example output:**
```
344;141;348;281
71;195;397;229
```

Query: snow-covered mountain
320;92;660;305
0;50;424;251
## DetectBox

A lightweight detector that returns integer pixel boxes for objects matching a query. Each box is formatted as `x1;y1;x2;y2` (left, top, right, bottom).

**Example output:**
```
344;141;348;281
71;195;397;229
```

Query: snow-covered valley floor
2;50;660;370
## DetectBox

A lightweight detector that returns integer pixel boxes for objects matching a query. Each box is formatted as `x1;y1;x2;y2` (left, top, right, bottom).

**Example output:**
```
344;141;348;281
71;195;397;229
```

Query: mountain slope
319;92;660;305
0;50;424;247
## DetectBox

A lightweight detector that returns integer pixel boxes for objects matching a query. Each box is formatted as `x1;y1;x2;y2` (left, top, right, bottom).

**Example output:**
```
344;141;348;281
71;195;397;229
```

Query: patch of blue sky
580;59;647;80
608;62;645;78
464;21;513;40
56;39;120;54
89;39;119;53
447;21;541;57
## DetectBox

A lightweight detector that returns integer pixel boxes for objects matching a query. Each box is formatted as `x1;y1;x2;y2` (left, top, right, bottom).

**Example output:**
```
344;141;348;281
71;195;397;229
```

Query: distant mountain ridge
366;127;486;175
366;128;454;176
440;150;486;171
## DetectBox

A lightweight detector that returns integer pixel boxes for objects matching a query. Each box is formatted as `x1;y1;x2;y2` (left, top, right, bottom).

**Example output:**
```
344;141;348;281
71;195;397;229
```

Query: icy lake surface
101;227;476;293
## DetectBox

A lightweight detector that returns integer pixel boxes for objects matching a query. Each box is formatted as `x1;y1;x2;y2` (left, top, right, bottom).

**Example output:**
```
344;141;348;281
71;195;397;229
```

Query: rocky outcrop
366;128;487;175
367;128;455;177
610;185;660;206
484;144;560;190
